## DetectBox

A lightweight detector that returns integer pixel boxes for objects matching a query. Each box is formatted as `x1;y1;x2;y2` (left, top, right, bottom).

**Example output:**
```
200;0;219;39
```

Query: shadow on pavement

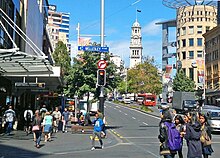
106;125;122;129
0;144;47;158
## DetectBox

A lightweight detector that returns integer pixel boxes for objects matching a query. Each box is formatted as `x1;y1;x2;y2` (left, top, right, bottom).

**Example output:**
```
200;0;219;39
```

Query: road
1;102;220;158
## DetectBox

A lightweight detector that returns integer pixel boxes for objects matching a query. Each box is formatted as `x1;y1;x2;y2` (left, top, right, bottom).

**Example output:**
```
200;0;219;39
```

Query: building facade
176;5;217;88
203;25;220;105
129;20;143;69
48;5;71;53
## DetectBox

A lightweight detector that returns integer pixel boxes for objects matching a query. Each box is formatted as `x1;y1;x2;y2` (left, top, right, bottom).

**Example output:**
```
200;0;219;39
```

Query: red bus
137;93;157;106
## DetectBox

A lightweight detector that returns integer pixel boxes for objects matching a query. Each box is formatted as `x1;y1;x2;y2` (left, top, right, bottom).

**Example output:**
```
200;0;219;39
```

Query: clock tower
129;20;143;68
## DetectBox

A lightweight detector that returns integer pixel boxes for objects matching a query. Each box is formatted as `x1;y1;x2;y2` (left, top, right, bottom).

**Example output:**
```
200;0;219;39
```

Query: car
136;97;144;105
158;102;170;109
201;108;220;132
116;97;123;102
123;97;131;104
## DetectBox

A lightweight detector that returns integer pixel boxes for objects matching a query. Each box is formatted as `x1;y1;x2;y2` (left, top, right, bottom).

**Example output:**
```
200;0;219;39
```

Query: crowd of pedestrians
159;109;214;158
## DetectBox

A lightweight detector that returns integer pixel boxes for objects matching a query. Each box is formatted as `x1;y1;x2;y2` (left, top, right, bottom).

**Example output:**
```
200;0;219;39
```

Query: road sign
15;82;45;89
78;46;109;52
97;60;107;69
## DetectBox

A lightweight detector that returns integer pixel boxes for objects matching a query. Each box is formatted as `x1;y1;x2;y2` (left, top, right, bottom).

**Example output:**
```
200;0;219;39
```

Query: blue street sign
78;46;109;52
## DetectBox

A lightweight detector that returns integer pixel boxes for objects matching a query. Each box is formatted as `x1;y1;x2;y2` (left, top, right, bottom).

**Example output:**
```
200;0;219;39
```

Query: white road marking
132;117;136;120
119;110;122;112
142;122;148;126
124;113;128;115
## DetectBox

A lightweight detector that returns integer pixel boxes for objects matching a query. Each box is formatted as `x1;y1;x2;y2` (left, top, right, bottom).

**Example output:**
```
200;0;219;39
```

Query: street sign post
97;60;107;69
78;46;109;52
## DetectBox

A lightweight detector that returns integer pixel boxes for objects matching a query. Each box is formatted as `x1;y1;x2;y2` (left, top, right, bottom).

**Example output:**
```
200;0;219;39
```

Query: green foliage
127;57;162;94
64;42;121;99
173;69;195;92
53;41;71;74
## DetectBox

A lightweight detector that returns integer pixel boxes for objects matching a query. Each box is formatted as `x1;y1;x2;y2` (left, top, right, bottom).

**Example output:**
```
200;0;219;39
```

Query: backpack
26;111;32;120
164;122;182;151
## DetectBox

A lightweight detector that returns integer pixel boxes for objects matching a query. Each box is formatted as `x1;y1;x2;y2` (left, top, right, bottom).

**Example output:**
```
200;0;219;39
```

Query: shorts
44;124;52;133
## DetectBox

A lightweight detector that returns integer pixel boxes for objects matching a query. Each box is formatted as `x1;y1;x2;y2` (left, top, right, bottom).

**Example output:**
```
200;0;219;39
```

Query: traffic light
97;69;106;86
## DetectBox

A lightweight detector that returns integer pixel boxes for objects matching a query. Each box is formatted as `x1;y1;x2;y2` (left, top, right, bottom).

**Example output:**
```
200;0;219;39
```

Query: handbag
160;142;171;155
200;130;211;146
32;125;40;131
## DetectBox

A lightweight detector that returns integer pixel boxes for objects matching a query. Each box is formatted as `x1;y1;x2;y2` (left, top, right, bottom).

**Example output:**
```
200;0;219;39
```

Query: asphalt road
1;102;220;158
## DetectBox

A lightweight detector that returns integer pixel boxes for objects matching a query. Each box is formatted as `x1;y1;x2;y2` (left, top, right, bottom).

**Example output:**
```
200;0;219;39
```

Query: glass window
197;51;203;57
189;51;194;59
182;39;186;47
189;68;194;80
189;26;194;34
197;26;202;34
197;38;202;46
182;27;186;35
182;51;186;59
189;38;194;46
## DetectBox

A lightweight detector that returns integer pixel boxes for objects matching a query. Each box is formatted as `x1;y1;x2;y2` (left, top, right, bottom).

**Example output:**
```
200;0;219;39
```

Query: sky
49;0;177;68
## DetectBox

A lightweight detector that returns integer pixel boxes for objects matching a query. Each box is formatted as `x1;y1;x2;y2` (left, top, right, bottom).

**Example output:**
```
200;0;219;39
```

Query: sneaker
101;145;104;149
91;147;95;151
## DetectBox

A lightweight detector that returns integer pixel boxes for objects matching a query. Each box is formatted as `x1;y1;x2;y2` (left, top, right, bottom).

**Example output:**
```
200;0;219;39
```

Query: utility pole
99;0;105;114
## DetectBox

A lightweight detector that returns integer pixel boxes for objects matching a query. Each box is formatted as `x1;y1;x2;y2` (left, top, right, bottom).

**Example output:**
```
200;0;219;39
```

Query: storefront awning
0;48;53;75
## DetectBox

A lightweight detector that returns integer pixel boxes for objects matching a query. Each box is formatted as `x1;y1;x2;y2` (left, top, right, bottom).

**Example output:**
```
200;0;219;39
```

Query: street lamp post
99;0;105;114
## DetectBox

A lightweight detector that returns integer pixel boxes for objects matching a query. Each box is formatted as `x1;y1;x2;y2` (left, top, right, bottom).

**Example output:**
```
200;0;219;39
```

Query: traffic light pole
99;0;105;114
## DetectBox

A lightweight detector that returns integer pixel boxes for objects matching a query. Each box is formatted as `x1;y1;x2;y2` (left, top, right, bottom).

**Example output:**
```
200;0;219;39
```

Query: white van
202;108;220;132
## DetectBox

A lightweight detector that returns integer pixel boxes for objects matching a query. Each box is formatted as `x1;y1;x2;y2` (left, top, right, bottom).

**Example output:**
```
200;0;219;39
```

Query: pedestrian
174;115;185;158
52;107;61;133
43;111;53;142
32;110;42;148
91;112;104;151
97;109;106;137
199;113;214;158
185;112;202;158
158;109;176;158
3;105;16;135
62;108;70;133
24;105;33;135
40;104;48;119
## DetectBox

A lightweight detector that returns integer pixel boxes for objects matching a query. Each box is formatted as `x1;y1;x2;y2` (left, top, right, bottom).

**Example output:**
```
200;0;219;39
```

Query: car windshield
210;112;220;120
184;100;197;107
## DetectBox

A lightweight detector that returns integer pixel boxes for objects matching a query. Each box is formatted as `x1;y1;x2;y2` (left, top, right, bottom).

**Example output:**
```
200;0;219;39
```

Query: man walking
4;105;16;135
52;107;61;133
91;112;104;151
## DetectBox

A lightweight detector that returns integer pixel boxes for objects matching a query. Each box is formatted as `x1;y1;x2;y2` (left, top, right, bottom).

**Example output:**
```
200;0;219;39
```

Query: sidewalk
0;128;118;157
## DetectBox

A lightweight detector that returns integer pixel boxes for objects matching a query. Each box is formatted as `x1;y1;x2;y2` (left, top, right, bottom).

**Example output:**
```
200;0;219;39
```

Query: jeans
6;122;13;134
164;153;175;158
35;131;42;145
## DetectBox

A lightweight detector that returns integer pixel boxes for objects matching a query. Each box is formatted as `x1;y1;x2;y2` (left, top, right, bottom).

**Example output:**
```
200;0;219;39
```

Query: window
189;51;194;59
182;39;186;47
189;26;194;34
189;68;194;81
197;26;202;34
197;38;202;46
182;51;186;59
182;27;186;35
197;51;203;57
189;38;194;46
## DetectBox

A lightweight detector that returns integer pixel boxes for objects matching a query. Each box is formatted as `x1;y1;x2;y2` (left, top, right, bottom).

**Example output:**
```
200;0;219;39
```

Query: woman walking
185;113;202;158
174;115;185;158
32;110;42;148
199;113;214;158
43;112;53;142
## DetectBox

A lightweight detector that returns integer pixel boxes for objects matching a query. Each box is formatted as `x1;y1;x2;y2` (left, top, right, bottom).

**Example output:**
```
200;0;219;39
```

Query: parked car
123;97;131;104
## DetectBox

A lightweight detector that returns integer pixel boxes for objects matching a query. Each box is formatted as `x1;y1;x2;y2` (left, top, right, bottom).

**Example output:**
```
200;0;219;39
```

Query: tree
173;69;195;92
64;43;121;100
52;41;71;75
127;57;162;94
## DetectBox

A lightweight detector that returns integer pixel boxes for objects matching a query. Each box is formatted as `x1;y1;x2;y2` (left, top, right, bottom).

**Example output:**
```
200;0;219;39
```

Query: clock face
133;39;138;44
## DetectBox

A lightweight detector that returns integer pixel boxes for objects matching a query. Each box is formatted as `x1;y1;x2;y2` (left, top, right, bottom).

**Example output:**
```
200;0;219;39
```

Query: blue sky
49;0;176;68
